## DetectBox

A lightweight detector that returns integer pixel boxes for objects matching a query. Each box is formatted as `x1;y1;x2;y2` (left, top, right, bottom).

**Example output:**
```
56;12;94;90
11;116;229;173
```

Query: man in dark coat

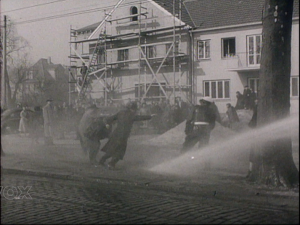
78;104;118;164
243;86;252;110
43;99;54;145
235;91;244;109
181;97;217;153
99;101;152;169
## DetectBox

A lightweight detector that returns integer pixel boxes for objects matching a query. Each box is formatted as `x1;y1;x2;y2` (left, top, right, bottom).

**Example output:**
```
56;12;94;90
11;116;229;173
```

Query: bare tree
5;19;32;107
9;53;32;104
250;0;299;187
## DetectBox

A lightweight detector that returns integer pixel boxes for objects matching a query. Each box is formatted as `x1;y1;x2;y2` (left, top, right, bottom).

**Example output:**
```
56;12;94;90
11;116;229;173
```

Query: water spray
149;114;299;176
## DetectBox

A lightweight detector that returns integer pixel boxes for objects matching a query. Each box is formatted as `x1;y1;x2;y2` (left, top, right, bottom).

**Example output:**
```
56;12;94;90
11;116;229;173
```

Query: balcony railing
226;52;260;71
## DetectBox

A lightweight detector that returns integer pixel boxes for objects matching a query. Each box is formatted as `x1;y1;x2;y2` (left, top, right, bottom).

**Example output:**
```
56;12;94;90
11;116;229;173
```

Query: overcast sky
1;0;120;65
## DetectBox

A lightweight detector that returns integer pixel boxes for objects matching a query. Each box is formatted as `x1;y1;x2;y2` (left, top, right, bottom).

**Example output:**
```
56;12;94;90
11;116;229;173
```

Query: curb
2;167;299;213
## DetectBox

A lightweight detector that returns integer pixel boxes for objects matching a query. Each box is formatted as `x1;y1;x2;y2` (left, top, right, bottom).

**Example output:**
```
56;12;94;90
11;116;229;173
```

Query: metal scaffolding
68;0;191;106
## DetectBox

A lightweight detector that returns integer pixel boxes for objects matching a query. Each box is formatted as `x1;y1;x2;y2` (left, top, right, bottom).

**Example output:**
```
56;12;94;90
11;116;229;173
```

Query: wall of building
193;21;299;114
75;0;191;104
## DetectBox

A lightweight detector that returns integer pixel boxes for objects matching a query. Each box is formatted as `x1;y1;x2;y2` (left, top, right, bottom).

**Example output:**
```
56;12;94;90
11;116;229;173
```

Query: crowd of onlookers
235;85;257;110
92;97;193;134
1;97;193;142
135;97;193;134
2;85;257;143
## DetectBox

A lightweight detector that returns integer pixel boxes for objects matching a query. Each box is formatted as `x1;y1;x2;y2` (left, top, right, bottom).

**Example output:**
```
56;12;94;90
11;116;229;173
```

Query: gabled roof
183;0;299;30
152;0;195;27
32;58;67;81
76;0;299;33
76;0;195;33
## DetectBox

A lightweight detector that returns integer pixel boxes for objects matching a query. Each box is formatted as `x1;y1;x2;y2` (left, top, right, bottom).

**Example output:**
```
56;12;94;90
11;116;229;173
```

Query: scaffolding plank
106;12;148;22
70;26;186;44
88;0;126;40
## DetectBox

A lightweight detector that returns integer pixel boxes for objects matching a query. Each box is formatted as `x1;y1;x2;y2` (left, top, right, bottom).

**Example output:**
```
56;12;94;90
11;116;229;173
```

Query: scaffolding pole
138;0;142;101
69;0;191;105
172;0;176;104
88;0;126;40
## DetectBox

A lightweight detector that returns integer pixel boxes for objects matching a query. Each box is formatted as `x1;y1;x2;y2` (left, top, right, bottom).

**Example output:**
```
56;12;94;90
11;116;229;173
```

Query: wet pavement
1;133;299;224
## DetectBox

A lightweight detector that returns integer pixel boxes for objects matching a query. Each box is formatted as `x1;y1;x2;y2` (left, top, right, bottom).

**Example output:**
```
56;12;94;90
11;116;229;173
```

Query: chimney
47;57;51;64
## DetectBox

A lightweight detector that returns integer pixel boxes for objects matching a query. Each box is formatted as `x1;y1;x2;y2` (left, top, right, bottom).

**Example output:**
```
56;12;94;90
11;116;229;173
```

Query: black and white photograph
1;0;299;224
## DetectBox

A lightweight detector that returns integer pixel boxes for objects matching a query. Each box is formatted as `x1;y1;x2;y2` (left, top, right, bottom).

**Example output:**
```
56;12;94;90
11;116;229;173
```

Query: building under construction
68;0;194;106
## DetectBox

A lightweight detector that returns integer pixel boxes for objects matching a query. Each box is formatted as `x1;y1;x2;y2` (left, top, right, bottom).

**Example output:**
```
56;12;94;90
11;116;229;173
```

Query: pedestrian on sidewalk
235;91;244;110
99;101;152;170
28;106;43;145
225;103;240;129
43;99;54;145
19;106;30;136
243;86;252;110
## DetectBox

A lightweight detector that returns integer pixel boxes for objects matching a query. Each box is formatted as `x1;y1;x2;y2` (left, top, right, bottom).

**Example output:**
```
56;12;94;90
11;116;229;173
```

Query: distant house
21;57;69;106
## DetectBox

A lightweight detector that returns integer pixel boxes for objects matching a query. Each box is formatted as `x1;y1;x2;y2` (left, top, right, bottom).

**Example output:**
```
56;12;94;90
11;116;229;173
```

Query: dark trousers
244;97;251;109
99;153;119;166
181;126;211;153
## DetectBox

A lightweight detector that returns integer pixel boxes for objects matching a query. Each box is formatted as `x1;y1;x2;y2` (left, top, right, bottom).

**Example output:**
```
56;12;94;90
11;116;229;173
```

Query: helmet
200;97;213;103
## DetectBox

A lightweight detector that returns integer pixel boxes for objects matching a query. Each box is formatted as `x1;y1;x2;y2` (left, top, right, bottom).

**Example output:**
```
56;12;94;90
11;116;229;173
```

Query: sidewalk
1;133;299;212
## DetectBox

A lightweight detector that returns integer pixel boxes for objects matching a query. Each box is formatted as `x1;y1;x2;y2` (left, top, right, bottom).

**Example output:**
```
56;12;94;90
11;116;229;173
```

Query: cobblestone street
1;173;299;224
1;133;299;224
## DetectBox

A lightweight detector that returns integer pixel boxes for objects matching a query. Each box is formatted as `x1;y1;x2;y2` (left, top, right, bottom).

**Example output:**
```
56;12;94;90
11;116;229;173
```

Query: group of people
136;97;192;133
18;105;43;144
91;97;192;134
16;100;85;145
92;97;224;169
10;90;257;170
235;86;257;110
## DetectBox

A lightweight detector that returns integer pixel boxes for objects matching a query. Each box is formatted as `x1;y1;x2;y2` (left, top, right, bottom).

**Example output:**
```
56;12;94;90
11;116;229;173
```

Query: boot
99;158;106;166
108;157;119;170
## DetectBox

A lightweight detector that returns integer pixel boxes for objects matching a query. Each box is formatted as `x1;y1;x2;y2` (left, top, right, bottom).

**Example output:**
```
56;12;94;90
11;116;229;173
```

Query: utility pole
1;15;7;109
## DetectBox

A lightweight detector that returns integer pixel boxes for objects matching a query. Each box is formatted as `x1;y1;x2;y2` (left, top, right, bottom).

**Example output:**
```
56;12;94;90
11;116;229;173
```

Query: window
89;44;105;64
247;35;262;66
117;49;129;61
89;43;96;54
291;76;299;97
248;78;259;94
222;37;236;58
165;43;179;55
131;6;138;21
197;40;210;59
135;83;166;98
147;46;156;58
203;80;230;99
142;46;156;59
26;71;34;80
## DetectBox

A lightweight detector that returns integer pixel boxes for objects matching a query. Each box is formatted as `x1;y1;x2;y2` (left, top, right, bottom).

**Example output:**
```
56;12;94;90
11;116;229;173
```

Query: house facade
71;0;299;113
70;0;193;105
184;0;299;114
21;57;69;106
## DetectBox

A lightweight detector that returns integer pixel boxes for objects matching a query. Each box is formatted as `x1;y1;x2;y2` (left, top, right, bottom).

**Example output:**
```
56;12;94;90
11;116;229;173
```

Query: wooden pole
1;15;7;109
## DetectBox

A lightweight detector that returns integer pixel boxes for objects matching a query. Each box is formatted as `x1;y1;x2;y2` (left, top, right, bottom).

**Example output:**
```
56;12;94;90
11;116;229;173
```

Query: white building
184;0;299;113
71;0;299;113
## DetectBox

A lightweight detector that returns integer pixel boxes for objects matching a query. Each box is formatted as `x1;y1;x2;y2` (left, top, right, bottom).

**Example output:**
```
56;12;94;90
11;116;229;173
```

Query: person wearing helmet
99;101;152;169
181;97;217;153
